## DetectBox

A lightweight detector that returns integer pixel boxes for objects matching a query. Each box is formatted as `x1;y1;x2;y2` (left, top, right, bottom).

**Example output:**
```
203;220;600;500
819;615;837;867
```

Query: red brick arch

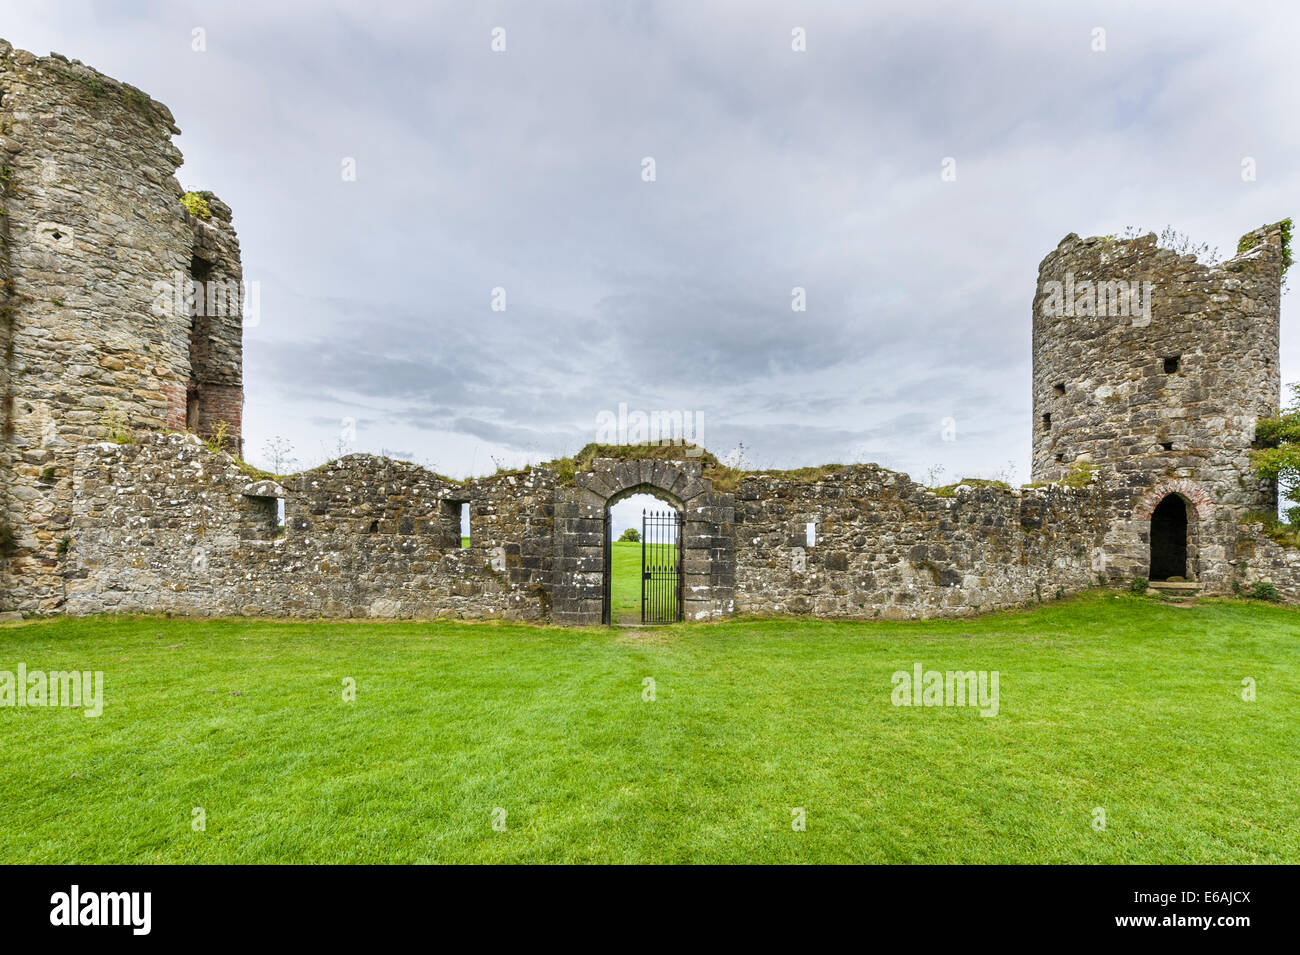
1134;479;1214;521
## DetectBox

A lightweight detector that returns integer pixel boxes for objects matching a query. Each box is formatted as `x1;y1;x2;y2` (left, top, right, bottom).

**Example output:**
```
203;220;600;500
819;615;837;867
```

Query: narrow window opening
1053;382;1066;396
367;519;379;534
187;255;214;439
1041;413;1051;430
1160;442;1174;452
805;522;817;547
438;499;469;550
1055;453;1065;463
1163;356;1181;374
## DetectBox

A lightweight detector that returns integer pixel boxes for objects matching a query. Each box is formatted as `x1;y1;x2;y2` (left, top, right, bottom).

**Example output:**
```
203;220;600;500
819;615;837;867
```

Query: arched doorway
1149;494;1189;580
551;455;734;626
604;490;683;624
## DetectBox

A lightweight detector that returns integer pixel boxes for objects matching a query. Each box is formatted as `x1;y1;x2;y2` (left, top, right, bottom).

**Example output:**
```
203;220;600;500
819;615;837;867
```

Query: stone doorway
604;493;683;625
1149;494;1190;580
551;456;735;626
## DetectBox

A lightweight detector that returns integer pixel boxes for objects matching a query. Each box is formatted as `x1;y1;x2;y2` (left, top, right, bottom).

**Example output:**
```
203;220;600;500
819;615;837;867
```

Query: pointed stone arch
1134;479;1214;522
1135;479;1212;582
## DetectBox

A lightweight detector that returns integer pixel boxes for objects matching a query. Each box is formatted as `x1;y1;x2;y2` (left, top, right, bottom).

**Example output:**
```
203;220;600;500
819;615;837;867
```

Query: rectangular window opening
240;494;279;541
1160;442;1174;452
805;522;817;547
1163;356;1181;374
1053;382;1066;396
1042;413;1051;430
461;502;471;548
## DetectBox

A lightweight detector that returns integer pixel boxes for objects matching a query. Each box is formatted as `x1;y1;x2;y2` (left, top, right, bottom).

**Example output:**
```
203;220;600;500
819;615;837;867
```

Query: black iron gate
602;508;612;625
642;508;683;623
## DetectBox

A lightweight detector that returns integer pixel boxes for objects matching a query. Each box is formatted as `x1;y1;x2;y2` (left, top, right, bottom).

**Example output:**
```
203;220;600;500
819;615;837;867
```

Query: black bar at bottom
0;864;1285;941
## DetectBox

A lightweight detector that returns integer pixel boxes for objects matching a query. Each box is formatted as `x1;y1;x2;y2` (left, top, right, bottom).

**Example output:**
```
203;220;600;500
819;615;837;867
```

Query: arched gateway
551;456;735;626
1134;479;1212;583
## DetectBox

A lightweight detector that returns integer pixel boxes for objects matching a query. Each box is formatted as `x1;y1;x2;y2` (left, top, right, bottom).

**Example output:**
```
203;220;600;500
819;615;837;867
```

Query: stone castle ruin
1;40;1296;621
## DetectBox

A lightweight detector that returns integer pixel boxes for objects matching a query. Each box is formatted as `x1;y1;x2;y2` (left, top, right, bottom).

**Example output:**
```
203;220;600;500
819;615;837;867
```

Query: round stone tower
1031;222;1287;585
0;40;244;612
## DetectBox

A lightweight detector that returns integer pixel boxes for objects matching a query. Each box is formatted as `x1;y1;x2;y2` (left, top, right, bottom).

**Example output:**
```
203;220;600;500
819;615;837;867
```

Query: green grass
610;539;678;623
1;592;1297;863
611;539;641;622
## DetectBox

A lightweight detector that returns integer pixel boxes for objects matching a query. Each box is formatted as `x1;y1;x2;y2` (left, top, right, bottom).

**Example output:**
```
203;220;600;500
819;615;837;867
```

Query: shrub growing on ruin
1251;582;1280;602
1063;461;1096;488
180;191;213;220
1237;217;1292;288
1117;225;1220;264
204;420;230;455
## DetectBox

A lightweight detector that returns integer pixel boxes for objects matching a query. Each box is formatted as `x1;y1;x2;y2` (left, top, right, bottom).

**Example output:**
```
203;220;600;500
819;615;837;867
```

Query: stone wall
185;194;244;448
61;438;1117;622
0;39;243;611
733;466;1107;619
65;433;553;619
1231;528;1300;603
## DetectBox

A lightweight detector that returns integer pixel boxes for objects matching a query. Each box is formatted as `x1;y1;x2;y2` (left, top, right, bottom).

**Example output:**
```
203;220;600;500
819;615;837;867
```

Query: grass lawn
610;539;679;623
0;592;1296;864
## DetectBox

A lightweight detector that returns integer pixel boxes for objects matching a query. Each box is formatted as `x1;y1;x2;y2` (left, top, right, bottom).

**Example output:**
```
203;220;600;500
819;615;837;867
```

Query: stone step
1148;580;1202;598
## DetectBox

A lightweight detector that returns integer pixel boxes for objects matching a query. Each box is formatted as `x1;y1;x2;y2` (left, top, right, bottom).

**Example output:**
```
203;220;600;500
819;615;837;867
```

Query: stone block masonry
66;433;556;619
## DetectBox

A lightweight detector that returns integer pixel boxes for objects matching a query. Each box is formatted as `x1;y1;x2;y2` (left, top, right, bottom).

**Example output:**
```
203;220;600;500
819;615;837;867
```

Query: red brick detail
161;382;187;432
197;383;243;450
1135;480;1214;521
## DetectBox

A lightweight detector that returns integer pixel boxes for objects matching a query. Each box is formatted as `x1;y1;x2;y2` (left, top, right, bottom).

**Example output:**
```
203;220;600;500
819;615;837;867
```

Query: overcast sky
4;0;1297;483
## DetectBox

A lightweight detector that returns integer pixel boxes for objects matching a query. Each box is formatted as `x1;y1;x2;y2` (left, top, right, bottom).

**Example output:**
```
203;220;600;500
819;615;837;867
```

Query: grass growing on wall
1;593;1296;864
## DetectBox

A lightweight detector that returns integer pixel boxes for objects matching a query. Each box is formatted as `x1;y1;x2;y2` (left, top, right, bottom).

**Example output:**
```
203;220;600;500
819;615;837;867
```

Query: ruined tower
0;39;243;611
1031;222;1287;586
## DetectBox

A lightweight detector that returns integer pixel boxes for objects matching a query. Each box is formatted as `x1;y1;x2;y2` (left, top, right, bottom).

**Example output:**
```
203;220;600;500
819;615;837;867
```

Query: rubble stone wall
65;433;553;620
733;466;1108;619
0;39;243;611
